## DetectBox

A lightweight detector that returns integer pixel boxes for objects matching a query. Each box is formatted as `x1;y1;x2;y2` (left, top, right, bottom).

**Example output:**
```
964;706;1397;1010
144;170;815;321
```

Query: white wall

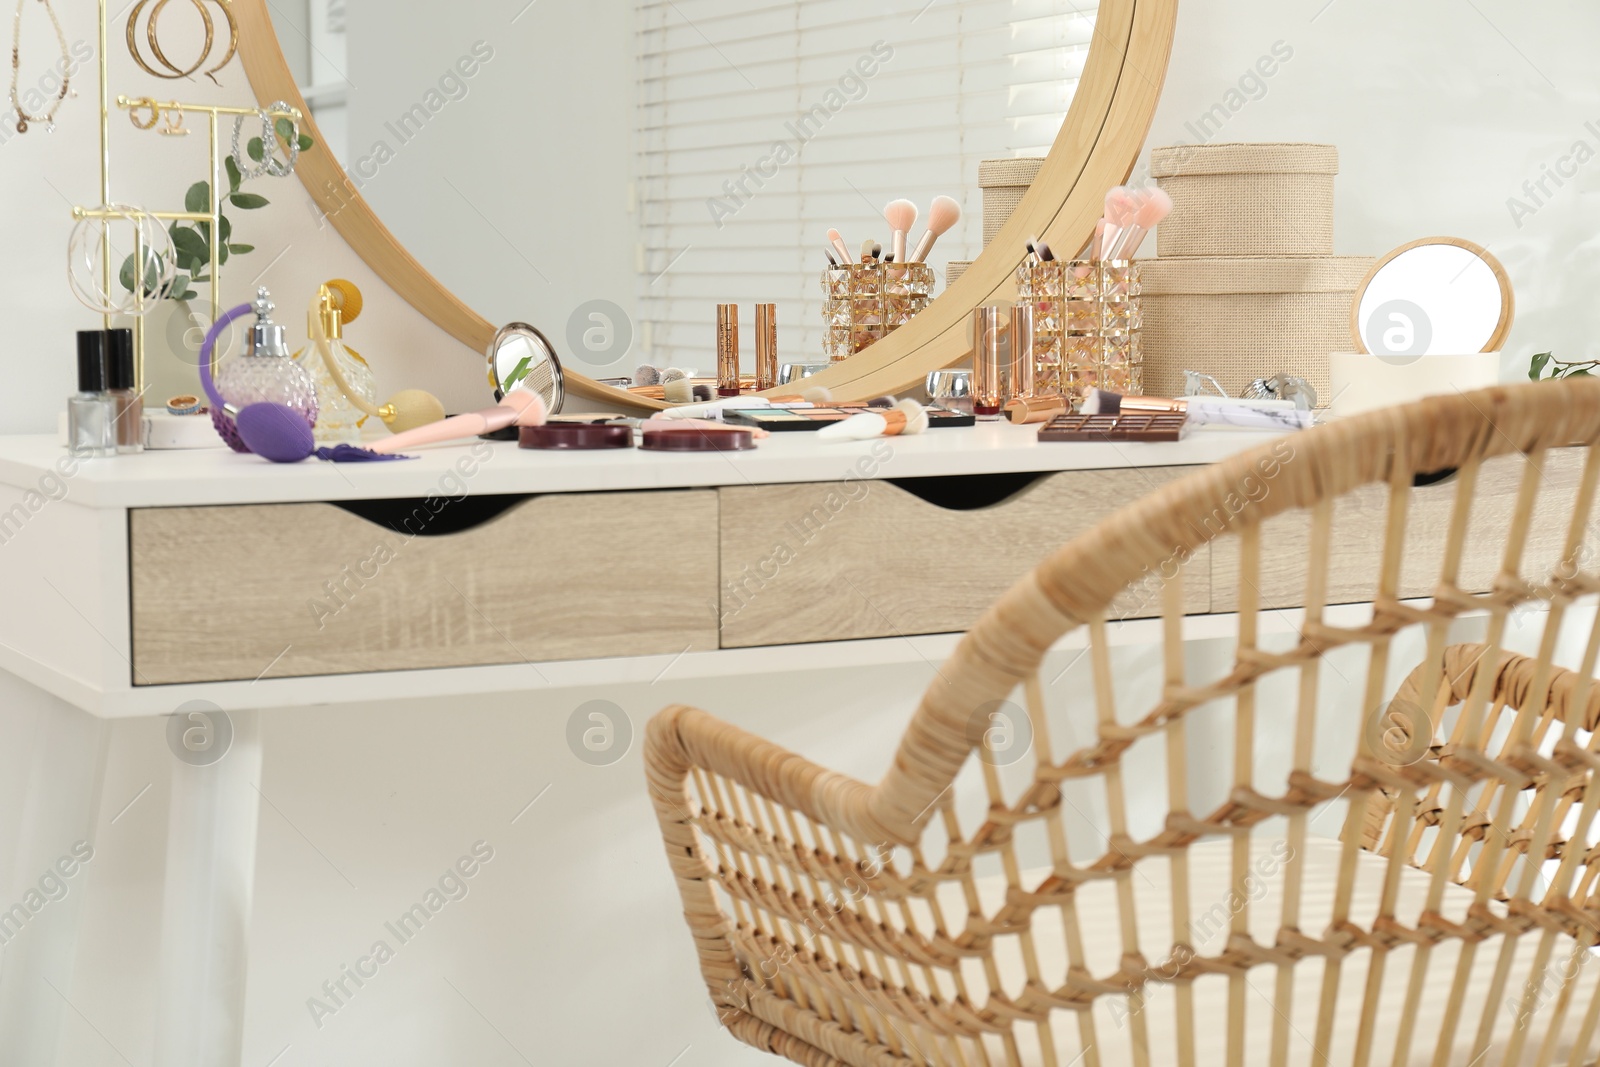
1136;0;1600;371
5;3;1600;1066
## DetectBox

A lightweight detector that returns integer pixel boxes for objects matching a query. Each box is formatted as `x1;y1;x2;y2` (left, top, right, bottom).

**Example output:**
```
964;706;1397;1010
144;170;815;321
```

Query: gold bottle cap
309;286;343;341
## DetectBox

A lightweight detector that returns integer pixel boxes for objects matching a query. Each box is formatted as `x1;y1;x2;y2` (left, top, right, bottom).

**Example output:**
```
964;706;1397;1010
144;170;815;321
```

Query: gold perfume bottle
294;280;376;444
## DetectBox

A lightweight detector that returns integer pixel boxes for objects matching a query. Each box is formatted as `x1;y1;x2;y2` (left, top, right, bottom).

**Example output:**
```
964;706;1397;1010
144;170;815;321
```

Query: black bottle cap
106;328;136;390
76;330;107;393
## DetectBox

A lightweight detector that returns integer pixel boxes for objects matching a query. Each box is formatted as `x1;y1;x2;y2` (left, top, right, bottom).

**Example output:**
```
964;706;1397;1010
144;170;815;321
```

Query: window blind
633;0;1099;371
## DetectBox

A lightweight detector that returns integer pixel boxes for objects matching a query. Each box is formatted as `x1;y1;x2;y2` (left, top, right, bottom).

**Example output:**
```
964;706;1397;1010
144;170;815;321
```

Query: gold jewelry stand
70;0;298;392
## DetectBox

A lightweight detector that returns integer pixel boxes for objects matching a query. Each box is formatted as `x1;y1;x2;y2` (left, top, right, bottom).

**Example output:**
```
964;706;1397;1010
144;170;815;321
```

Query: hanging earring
128;98;160;130
159;107;187;137
231;101;299;180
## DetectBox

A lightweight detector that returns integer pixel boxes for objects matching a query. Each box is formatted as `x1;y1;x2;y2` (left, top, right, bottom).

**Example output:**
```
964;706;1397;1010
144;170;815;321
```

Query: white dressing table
0;423;1557;1067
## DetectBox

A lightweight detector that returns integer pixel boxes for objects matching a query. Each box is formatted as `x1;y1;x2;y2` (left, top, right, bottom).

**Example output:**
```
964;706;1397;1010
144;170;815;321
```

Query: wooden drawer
130;491;719;684
718;468;1210;648
1210;449;1590;613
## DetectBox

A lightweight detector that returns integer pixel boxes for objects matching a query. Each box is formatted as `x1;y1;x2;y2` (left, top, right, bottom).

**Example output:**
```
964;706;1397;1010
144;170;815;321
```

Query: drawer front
718;468;1210;648
131;491;719;685
1210;449;1589;613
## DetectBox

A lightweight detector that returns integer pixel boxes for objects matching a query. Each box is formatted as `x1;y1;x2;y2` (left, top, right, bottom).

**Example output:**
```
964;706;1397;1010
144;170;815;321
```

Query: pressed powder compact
640;427;756;452
519;423;634;450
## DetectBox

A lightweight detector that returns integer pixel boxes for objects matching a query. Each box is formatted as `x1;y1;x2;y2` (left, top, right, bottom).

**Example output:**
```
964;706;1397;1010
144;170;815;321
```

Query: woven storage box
1139;255;1372;403
945;260;972;287
1152;143;1337;258
979;158;1045;248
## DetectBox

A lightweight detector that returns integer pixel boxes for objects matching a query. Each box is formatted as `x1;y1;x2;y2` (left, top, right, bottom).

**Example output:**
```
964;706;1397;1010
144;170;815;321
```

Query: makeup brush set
824;195;962;269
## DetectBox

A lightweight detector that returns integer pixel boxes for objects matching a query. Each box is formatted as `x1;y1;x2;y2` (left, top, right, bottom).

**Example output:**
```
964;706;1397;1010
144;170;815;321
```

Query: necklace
9;0;71;134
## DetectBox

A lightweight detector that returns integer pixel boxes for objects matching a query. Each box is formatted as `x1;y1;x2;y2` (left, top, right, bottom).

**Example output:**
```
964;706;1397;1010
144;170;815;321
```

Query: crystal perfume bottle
294;286;375;445
212;288;319;453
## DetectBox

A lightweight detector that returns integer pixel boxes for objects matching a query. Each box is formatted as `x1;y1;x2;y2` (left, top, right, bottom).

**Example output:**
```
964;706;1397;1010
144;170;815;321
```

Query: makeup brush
816;399;930;441
369;390;547;454
910;195;961;263
1099;186;1139;261
884;199;918;263
828;229;852;262
1035;238;1055;263
860;239;876;264
1107;187;1173;260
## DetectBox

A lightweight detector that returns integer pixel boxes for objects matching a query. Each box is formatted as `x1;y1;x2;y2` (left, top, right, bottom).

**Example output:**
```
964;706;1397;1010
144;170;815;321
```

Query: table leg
152;709;261;1067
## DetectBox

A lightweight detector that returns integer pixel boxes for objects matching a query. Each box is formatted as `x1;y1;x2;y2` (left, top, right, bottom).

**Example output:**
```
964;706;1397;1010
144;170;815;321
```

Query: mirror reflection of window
635;1;1099;369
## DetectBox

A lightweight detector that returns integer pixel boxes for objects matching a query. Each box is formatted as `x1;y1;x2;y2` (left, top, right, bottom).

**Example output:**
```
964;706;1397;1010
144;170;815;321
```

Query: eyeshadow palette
721;406;976;432
1037;412;1190;442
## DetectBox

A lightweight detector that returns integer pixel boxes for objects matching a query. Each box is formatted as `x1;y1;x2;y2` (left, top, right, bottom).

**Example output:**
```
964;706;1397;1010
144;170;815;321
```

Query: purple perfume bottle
212;288;318;453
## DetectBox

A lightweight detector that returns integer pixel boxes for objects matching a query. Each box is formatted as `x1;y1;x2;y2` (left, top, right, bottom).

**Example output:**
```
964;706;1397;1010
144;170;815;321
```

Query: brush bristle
1137;188;1174;227
895;398;930;435
927;195;961;234
884;199;918;232
1081;388;1121;416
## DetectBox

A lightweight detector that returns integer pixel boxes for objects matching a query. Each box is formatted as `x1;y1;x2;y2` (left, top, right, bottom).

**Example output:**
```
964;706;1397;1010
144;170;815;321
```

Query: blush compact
519;423;634;449
639;427;756;452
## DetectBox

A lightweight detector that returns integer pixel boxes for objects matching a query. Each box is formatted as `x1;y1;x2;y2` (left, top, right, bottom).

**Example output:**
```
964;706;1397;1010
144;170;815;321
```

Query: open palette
721;406;976;433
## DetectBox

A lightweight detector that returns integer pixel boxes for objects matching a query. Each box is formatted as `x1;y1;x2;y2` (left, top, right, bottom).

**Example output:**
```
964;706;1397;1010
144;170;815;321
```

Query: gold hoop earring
128;97;160;130
159;108;188;137
200;0;238;85
127;0;215;81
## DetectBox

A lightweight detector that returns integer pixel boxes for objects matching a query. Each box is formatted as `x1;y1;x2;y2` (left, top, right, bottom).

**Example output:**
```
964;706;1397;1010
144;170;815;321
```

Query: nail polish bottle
105;328;144;454
69;331;115;457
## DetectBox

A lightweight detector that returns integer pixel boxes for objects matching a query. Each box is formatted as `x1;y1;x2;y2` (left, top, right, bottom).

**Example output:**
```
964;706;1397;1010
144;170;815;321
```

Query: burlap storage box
979;158;1044;248
1151;143;1337;258
1139;255;1373;403
945;260;972;287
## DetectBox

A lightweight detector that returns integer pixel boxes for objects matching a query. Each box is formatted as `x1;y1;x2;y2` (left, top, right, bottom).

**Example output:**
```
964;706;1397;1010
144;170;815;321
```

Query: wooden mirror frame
235;0;1179;411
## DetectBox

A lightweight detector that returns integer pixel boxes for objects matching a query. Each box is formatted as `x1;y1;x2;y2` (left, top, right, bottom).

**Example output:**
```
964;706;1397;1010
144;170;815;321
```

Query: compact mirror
488;323;565;415
1353;238;1514;359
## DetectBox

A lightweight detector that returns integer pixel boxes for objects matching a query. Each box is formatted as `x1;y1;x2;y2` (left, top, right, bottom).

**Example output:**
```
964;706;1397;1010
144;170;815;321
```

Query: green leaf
119;253;136;293
229;192;269;209
297;133;313;151
1568;369;1592;378
217;243;230;267
172;226;209;265
227;244;255;254
168;275;195;301
247;136;264;163
1529;352;1552;381
225;155;242;193
218;214;232;245
275;117;295;142
503;355;533;390
184;181;210;214
191;275;212;284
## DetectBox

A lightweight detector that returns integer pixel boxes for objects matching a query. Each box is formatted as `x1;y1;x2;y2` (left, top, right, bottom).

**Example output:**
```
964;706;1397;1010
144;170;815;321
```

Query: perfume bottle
69;331;115;457
105;328;144;454
295;286;376;445
213;288;319;453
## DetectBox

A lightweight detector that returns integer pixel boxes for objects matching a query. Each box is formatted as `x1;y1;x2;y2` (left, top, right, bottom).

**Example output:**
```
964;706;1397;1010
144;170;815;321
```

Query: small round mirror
1353;238;1514;360
487;323;564;414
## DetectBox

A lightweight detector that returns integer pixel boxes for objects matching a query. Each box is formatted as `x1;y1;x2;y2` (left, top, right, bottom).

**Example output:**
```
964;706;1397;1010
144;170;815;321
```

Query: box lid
1150;142;1339;178
1140;255;1374;295
979;157;1046;187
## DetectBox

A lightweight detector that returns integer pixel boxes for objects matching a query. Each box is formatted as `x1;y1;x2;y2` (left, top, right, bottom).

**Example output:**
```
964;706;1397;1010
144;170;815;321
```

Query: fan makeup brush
816;398;930;441
1107;187;1173;260
884;199;918;263
910;195;961;262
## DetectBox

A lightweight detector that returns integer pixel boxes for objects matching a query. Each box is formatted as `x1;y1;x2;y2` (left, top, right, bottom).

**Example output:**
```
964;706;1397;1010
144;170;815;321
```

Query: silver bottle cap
249;286;288;358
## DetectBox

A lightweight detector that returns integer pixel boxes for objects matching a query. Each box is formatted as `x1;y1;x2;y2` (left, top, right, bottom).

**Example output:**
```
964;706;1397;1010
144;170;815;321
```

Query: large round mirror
238;0;1179;408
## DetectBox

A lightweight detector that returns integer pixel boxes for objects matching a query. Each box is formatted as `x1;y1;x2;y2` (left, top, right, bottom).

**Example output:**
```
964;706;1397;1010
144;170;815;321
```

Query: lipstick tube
1010;301;1037;401
754;304;777;391
717;304;741;397
971;306;1009;419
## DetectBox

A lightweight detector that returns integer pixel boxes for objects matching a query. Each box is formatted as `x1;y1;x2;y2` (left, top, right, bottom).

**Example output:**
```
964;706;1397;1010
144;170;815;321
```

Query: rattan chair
647;382;1600;1067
